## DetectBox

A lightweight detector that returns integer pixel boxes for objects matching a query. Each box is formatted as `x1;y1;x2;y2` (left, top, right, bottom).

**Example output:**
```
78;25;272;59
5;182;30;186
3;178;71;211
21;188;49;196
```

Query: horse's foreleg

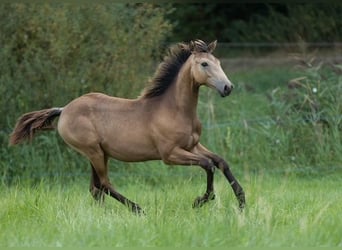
196;143;246;211
216;158;245;211
192;168;216;208
162;147;216;208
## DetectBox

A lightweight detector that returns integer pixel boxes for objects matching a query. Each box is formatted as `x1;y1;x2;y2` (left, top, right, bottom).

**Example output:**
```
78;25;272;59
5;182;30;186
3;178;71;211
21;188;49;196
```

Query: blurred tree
0;3;173;179
166;3;341;43
0;3;171;119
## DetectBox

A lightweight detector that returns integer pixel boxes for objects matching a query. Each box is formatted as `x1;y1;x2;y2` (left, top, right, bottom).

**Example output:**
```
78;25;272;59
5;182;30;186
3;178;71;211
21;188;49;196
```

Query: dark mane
140;42;192;99
141;40;213;99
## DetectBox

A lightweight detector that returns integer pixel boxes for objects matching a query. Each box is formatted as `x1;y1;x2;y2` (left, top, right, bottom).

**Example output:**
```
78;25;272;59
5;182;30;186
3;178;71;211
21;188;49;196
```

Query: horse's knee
199;158;215;172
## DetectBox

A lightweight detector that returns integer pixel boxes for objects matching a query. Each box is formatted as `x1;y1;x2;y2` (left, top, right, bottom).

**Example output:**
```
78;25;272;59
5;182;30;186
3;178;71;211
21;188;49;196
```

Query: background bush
0;3;171;121
167;3;342;43
268;60;342;167
0;3;172;182
226;4;342;43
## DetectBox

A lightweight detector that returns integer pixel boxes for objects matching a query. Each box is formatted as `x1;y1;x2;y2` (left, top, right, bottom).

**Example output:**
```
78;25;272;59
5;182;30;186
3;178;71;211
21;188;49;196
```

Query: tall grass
0;174;341;247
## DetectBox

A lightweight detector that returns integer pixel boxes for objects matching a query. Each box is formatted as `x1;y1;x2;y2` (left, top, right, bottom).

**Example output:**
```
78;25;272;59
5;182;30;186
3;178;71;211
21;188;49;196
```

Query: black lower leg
90;164;105;202
103;186;144;215
193;166;216;208
216;159;245;210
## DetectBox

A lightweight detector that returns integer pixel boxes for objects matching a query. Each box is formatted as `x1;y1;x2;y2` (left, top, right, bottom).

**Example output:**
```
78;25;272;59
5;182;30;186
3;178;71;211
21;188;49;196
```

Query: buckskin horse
10;40;245;214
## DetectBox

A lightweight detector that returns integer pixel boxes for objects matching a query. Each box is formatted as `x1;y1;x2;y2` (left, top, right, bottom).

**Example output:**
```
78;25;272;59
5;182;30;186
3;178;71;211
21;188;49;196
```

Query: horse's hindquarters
57;93;160;162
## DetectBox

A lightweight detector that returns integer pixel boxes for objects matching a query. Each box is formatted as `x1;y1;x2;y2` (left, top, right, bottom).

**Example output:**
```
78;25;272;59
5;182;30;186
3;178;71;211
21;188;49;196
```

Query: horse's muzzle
221;84;233;97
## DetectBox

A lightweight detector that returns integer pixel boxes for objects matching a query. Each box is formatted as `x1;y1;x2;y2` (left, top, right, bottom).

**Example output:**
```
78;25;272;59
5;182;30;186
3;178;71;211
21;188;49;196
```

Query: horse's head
189;40;233;97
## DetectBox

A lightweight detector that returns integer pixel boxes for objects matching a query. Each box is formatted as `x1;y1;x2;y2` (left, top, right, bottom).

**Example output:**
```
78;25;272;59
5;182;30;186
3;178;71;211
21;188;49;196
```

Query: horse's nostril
224;85;232;96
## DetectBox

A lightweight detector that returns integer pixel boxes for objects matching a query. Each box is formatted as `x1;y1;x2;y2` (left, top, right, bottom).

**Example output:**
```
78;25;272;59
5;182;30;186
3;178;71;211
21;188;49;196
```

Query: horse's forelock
189;39;211;53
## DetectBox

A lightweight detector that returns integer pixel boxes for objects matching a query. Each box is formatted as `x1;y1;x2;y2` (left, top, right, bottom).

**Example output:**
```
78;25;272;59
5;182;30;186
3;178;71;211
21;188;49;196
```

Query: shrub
227;4;342;43
269;57;342;166
0;3;172;181
0;3;172;121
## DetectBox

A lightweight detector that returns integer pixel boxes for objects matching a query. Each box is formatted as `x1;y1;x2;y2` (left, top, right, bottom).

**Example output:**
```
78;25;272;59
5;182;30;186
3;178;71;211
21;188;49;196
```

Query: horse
9;40;245;214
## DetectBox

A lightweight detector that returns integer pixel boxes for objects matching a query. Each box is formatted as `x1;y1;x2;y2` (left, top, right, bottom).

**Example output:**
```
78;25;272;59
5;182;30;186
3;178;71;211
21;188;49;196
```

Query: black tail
9;108;63;145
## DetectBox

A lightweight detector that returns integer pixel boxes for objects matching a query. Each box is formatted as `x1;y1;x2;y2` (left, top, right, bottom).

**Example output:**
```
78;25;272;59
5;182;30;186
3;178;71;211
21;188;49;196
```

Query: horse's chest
184;131;200;150
153;115;201;151
182;122;201;150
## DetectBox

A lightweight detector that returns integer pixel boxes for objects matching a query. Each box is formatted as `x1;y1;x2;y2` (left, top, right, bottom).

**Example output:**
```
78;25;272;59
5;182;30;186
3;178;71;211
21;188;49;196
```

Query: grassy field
0;172;341;247
1;53;341;247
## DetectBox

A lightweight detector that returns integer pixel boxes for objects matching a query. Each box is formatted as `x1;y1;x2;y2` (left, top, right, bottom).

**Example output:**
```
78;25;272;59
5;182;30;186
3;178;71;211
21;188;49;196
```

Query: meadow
1;51;341;247
1;172;341;247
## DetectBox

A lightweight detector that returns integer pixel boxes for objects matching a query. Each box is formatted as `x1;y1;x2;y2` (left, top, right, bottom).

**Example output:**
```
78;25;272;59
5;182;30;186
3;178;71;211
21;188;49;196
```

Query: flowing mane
141;43;191;98
141;40;212;99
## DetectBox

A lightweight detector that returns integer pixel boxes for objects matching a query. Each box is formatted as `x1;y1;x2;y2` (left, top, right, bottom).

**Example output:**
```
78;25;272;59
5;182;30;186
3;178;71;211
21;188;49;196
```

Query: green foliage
0;3;171;120
227;4;342;43
167;3;341;43
268;59;342;166
0;3;172;180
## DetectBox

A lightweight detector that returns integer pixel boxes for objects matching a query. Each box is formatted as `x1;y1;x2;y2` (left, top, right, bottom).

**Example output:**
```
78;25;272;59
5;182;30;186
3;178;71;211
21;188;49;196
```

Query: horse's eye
201;62;208;67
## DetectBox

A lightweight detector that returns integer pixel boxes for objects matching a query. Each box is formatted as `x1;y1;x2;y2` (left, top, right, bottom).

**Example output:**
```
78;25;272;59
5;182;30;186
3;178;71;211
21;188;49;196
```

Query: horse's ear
208;40;217;53
189;40;196;53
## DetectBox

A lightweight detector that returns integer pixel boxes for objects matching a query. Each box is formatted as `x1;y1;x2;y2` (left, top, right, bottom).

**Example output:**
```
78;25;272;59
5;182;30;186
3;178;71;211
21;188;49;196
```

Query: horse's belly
101;135;160;162
105;147;160;162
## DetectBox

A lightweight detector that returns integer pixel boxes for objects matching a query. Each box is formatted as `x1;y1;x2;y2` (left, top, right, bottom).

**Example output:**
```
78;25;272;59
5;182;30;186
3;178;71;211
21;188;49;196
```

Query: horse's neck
172;61;199;117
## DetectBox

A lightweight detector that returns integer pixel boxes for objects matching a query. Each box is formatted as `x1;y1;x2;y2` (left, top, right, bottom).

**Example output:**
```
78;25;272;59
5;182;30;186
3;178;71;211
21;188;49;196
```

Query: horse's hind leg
89;164;105;203
88;146;144;214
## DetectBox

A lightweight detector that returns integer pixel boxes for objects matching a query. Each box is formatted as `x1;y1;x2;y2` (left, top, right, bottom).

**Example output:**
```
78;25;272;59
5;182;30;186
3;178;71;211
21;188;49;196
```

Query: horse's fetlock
238;191;245;200
129;203;145;215
90;187;105;202
205;191;216;200
236;189;246;210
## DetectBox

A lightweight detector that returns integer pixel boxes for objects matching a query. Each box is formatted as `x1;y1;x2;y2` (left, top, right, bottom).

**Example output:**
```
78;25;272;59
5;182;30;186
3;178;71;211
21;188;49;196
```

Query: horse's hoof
237;191;246;212
192;197;204;208
192;193;215;208
238;200;245;212
131;204;145;216
90;189;105;203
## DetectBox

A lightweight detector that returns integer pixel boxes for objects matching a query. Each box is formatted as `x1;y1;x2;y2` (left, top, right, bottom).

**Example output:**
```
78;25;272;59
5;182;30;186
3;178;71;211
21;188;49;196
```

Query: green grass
0;173;341;247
